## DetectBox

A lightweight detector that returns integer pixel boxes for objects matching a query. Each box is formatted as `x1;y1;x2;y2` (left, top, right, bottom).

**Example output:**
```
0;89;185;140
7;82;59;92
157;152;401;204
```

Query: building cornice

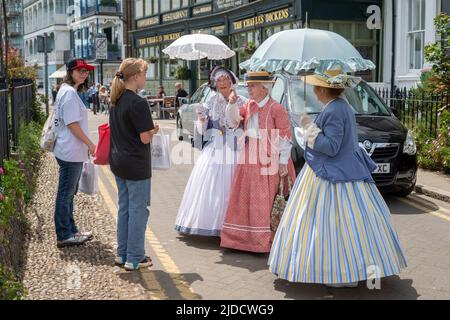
24;26;71;38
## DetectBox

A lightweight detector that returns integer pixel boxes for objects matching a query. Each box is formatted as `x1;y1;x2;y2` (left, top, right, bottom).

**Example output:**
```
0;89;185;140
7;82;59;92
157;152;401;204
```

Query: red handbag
93;123;110;165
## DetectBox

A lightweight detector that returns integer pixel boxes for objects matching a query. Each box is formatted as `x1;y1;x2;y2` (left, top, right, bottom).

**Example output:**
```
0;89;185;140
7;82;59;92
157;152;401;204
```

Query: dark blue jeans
54;158;83;241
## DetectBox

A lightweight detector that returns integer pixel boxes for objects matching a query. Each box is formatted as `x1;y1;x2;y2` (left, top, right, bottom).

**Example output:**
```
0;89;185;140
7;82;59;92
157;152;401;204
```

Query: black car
271;72;417;196
178;73;417;196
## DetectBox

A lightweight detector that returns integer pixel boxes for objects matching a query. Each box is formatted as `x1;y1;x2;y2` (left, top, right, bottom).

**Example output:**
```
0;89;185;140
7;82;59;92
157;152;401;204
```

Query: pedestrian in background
175;82;189;108
92;83;101;114
52;84;58;105
157;86;166;99
52;58;97;248
109;58;160;271
99;86;110;114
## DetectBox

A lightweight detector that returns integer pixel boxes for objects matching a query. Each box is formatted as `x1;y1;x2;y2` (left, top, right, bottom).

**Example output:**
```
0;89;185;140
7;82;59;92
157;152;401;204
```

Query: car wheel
392;185;415;197
176;115;184;141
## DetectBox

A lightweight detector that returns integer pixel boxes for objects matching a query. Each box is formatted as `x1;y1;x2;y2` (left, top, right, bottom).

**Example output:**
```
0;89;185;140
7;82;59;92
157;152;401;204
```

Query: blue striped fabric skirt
268;165;407;284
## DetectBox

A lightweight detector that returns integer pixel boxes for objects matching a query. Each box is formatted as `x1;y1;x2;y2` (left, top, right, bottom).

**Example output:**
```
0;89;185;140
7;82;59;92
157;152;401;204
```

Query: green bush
32;89;47;126
411;13;450;172
0;266;26;300
0;121;43;300
17;121;44;202
415;109;450;173
423;13;450;95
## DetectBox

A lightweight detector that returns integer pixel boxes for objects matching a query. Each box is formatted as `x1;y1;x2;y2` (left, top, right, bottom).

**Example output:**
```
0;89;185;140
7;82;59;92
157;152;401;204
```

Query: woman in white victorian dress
175;67;247;236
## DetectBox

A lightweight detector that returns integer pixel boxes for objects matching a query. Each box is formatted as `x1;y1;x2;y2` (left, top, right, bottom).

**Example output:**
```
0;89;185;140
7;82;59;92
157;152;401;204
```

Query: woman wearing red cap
53;58;97;248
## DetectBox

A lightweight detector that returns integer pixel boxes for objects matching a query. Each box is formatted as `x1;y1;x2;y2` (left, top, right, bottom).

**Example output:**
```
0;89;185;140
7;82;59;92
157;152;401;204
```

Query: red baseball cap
66;58;95;71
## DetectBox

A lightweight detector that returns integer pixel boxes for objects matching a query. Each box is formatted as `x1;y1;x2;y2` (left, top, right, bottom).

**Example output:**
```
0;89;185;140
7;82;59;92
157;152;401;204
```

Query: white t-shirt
53;83;89;163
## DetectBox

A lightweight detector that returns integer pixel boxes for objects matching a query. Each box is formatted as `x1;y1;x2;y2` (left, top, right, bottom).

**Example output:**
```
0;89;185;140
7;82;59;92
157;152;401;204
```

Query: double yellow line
97;165;200;300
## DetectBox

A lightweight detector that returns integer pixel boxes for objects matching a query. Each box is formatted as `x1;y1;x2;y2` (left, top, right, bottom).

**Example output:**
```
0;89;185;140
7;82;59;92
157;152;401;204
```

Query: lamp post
44;33;49;116
37;33;50;115
2;0;8;82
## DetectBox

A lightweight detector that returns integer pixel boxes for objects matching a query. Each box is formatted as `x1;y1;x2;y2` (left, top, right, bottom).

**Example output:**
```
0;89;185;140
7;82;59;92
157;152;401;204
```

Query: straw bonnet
244;71;275;84
302;69;361;89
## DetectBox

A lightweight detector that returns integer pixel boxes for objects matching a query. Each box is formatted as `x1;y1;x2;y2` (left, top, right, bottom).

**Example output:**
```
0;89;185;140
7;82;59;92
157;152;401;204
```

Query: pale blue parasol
239;28;376;74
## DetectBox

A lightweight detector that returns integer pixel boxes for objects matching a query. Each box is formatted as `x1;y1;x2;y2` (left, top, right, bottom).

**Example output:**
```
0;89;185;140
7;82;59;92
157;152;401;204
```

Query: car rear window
289;79;391;116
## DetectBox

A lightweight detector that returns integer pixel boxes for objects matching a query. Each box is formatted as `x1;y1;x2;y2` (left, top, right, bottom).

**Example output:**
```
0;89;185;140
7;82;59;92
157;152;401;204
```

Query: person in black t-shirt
109;58;159;271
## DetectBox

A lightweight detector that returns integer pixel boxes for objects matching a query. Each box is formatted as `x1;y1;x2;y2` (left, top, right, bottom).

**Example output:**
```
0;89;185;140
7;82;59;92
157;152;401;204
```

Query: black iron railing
376;87;450;137
0;79;34;165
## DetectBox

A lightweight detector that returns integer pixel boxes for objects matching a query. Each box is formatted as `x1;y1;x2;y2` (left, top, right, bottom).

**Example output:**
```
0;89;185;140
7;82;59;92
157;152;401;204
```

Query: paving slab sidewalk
416;169;450;203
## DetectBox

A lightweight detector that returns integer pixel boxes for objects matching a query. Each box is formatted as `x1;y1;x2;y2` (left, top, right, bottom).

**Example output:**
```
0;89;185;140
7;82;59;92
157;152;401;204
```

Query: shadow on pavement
273;276;419;300
385;194;441;216
58;241;116;267
176;234;222;250
216;249;271;273
119;269;204;300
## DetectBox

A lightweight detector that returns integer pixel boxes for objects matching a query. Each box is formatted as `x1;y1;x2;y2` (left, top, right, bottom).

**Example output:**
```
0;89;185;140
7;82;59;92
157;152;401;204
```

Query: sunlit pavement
89;111;450;300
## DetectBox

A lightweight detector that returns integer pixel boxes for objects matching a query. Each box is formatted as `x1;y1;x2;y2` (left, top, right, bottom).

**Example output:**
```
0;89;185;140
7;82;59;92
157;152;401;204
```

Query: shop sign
214;0;245;12
137;16;159;28
193;4;212;16
137;32;182;47
162;9;188;23
192;25;226;36
231;7;291;32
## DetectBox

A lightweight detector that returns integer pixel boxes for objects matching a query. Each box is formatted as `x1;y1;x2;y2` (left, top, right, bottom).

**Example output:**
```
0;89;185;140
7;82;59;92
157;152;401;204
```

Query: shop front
131;0;384;93
135;31;191;96
228;5;301;78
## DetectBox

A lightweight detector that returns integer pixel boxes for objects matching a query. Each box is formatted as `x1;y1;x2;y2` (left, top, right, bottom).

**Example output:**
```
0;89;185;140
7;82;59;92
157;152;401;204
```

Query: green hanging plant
242;42;257;55
147;56;159;64
175;65;192;80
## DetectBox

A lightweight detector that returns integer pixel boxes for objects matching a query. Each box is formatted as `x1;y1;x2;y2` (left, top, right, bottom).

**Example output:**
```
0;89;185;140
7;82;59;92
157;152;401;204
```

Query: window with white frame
135;0;144;19
408;0;425;70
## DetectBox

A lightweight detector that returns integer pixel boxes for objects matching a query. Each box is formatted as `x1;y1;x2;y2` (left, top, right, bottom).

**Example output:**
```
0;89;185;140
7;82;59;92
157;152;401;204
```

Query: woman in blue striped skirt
268;70;407;287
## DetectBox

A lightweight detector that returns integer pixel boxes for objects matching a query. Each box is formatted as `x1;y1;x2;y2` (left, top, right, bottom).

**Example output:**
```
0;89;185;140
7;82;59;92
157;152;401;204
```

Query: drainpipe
390;0;396;93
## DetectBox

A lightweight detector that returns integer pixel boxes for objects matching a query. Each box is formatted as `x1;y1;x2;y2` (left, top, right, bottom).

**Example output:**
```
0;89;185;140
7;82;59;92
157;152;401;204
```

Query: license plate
374;163;391;174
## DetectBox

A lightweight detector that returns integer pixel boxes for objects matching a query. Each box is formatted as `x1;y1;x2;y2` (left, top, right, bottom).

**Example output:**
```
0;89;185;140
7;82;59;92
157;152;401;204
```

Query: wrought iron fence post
10;83;17;150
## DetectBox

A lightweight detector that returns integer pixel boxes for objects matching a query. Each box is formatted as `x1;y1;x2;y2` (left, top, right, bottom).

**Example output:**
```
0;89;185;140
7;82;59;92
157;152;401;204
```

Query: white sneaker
75;231;93;241
115;256;126;267
124;257;153;271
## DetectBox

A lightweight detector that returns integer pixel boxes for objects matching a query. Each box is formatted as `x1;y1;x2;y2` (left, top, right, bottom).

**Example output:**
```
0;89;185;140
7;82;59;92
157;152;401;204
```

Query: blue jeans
115;176;151;264
54;158;83;241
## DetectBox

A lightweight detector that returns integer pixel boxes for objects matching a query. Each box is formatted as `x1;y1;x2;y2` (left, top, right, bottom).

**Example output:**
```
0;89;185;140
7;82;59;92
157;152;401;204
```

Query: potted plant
164;56;178;64
147;56;158;64
243;42;257;55
175;65;192;80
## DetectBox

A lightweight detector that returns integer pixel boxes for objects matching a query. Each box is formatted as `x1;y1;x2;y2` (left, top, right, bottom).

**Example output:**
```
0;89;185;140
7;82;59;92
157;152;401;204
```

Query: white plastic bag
40;111;57;152
151;128;171;170
78;160;99;195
